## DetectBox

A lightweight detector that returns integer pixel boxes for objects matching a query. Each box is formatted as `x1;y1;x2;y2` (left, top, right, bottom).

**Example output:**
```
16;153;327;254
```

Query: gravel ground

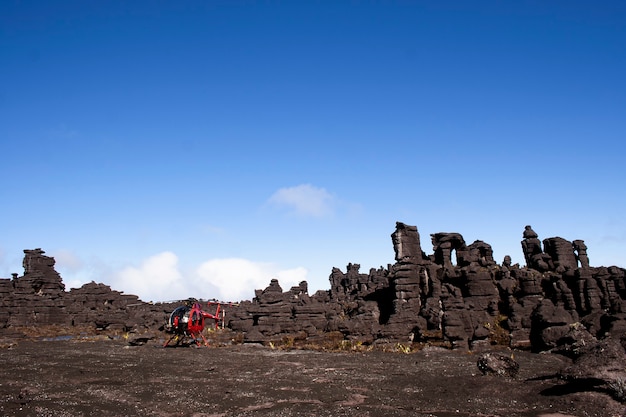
0;339;624;417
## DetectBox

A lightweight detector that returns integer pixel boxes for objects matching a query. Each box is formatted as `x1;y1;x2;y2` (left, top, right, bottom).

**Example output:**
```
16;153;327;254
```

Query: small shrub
395;343;412;354
487;314;510;347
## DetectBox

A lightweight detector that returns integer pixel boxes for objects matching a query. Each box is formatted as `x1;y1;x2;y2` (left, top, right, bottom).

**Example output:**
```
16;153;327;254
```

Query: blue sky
1;1;625;302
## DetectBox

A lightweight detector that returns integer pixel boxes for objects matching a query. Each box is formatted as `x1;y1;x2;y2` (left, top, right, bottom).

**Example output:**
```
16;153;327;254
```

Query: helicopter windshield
168;306;190;330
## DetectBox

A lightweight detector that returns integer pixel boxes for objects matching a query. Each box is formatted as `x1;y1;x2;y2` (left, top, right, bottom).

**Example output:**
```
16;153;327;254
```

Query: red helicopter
163;299;224;347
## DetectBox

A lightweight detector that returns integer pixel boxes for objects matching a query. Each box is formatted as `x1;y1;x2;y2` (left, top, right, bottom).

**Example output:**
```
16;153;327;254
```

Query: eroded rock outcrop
0;249;171;333
0;249;67;327
227;222;626;352
1;222;625;353
559;336;626;402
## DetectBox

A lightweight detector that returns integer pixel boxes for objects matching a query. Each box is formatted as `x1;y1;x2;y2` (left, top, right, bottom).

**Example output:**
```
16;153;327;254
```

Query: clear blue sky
1;1;625;302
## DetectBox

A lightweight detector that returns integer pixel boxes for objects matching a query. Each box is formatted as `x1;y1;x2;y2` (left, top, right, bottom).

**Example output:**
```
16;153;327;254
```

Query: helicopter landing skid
163;332;209;348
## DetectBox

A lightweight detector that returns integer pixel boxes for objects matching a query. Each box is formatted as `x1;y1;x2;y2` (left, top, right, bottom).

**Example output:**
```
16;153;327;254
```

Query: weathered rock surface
1;222;626;355
227;222;626;352
559;336;626;402
0;249;175;334
477;352;520;377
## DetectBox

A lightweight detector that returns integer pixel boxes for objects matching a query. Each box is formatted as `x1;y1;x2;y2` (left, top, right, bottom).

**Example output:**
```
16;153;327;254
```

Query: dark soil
0;338;624;417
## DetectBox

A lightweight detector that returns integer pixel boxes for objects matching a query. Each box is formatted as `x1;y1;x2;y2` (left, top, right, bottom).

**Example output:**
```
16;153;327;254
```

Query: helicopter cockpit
167;306;190;333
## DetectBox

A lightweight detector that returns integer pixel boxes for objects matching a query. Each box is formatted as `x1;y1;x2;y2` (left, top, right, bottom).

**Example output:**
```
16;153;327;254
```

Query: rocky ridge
2;223;625;354
229;223;626;352
0;248;173;334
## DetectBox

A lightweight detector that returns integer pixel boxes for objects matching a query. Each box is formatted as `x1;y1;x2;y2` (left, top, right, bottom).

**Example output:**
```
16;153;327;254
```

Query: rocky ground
1;334;624;417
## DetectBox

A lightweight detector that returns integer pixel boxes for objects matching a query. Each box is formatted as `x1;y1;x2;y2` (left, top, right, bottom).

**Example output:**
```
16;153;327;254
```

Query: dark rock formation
227;222;626;352
0;249;173;333
559;336;626;402
1;222;625;354
477;352;520;377
392;222;426;263
0;249;67;327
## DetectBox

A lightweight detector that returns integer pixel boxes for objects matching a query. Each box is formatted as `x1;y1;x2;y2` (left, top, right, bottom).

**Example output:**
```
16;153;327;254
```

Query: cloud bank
53;251;307;303
114;252;188;301
196;258;306;302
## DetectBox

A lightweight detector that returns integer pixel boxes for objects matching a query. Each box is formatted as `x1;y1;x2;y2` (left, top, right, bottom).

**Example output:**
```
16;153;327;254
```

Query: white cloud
195;258;305;302
50;249;90;290
112;251;188;302
276;267;308;288
54;249;84;272
49;248;308;303
268;184;335;217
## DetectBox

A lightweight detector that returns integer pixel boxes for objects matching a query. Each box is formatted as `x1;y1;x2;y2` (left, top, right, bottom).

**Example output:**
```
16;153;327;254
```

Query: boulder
477;352;520;377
